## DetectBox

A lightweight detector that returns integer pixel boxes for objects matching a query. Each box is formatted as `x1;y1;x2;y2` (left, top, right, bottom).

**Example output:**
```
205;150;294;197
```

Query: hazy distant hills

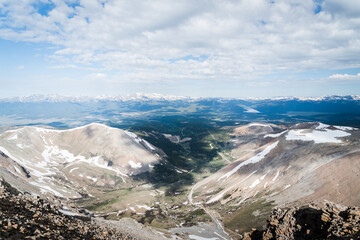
1;94;360;129
1;93;360;103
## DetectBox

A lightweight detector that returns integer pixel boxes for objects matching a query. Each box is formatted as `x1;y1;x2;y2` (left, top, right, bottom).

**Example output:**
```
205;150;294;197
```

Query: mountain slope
0;179;167;240
0;123;161;198
189;122;360;233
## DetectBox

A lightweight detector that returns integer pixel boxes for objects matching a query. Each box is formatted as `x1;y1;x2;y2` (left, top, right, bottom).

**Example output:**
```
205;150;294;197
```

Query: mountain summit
0;123;160;198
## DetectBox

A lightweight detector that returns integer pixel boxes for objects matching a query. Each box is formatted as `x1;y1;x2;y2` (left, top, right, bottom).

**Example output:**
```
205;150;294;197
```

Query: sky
0;0;360;98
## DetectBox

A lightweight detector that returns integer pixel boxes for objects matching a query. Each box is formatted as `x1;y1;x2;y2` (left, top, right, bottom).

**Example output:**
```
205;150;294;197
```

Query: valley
1;96;360;239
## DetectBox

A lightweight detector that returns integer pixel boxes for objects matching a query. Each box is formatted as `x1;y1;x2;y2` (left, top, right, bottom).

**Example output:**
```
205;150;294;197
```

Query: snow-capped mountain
0;93;197;103
189;122;360;232
1;94;359;103
0;123;161;198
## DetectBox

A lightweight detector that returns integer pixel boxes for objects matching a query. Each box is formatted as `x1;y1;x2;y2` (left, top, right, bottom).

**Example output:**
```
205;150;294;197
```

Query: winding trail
187;180;232;240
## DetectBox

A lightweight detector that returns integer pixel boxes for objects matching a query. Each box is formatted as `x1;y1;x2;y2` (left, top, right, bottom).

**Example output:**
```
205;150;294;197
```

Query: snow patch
249;179;260;189
264;130;288;138
334;125;358;131
86;176;97;182
29;181;65;197
286;129;350;144
248;123;272;129
272;170;280;182
59;209;80;216
124;130;141;143
8;134;18;140
260;170;271;180
207;170;257;204
136;205;153;210
315;122;330;130
16;143;25;149
218;141;278;181
143;140;155;150
13;166;21;174
129;160;142;169
313;122;357;131
69;167;79;173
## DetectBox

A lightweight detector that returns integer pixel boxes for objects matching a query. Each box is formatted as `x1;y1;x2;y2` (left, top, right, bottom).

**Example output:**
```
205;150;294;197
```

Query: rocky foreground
242;201;360;240
0;179;164;240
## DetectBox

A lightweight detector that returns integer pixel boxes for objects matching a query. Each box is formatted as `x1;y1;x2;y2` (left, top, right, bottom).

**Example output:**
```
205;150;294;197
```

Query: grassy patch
86;198;118;211
224;199;274;233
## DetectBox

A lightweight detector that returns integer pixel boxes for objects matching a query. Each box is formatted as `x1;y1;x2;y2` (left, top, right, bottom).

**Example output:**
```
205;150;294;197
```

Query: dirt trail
187;180;232;240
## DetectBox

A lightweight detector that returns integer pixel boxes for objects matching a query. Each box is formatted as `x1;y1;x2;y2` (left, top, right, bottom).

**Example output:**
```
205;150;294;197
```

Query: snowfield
218;141;278;181
286;129;350;143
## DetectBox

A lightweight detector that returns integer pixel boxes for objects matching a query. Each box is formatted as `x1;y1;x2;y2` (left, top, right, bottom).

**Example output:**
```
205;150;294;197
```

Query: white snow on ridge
124;130;157;151
249;179;260;189
248;123;272;128
314;122;358;131
69;167;79;173
272;170;280;182
59;209;81;216
207;170;257;204
29;181;65;197
129;160;142;169
136;205;153;211
218;141;278;181
334;125;358;131
86;176;97;182
260;170;270;180
13;166;21;174
143;140;155;150
42;145;128;179
264;130;288;138
8;134;18;140
286;129;350;144
124;130;141;143
315;122;329;130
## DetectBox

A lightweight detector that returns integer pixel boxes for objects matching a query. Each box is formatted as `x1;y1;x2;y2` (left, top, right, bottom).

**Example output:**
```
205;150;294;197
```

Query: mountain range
1;118;360;239
1;93;360;103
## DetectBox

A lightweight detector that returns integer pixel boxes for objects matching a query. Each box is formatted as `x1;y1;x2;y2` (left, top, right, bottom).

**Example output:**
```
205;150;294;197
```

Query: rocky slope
0;179;167;240
189;122;360;234
0;123;162;198
241;201;360;239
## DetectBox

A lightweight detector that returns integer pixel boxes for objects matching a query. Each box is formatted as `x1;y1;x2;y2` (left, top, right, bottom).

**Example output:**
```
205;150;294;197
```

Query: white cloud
87;72;107;80
329;73;360;81
17;65;25;70
0;0;360;85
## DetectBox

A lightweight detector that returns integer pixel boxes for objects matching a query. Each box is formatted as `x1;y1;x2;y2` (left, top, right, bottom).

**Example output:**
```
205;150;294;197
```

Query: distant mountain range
1;93;359;102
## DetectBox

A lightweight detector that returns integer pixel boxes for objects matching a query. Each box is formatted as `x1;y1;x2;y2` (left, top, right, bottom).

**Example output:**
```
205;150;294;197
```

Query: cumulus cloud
329;73;360;81
0;0;360;85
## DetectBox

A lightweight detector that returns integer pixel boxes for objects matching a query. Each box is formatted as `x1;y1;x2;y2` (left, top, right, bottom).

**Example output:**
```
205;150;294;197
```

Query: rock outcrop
242;201;360;239
0;179;136;239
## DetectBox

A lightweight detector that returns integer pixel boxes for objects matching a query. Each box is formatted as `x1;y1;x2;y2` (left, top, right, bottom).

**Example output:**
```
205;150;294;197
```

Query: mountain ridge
1;93;360;103
0;123;161;198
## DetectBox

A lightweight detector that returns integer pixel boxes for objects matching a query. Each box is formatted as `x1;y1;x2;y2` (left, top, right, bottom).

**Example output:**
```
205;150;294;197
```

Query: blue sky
0;0;360;98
